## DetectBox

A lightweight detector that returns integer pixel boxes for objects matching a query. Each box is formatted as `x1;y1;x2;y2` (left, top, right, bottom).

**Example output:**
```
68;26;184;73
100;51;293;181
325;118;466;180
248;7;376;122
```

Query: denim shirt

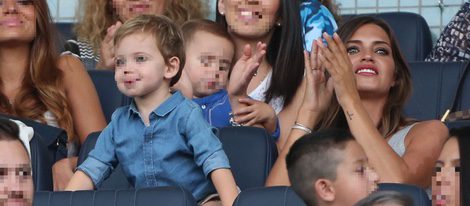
193;89;280;140
78;91;231;200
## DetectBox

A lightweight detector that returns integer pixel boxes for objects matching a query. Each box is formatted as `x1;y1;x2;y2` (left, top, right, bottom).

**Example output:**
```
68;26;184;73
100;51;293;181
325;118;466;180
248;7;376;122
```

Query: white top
248;70;285;114
387;123;416;157
10;119;34;159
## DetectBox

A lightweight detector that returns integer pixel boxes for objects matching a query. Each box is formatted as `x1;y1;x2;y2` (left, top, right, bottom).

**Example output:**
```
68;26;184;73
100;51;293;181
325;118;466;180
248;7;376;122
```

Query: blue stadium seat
405;61;468;120
87;70;131;123
233;186;306;206
55;23;74;43
217;127;278;190
33;187;197;206
342;12;432;61
378;183;431;206
77;132;132;190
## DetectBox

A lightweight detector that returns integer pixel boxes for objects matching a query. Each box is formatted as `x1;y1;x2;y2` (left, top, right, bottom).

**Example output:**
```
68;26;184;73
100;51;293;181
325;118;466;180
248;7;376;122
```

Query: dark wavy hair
216;0;305;107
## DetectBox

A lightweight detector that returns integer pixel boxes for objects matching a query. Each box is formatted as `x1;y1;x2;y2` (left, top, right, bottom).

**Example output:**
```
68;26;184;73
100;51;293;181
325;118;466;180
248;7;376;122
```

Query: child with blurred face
176;19;279;138
0;119;33;206
431;127;470;206
287;129;379;206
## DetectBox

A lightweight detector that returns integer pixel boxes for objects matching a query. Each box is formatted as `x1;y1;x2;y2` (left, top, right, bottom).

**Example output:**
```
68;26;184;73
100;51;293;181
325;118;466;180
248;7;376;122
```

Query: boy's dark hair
286;128;354;206
354;191;413;206
114;14;185;86
0;118;27;152
181;19;233;49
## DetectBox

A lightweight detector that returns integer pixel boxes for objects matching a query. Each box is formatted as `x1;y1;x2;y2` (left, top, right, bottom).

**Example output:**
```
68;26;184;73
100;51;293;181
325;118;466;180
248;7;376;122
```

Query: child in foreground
66;15;238;206
287;128;379;206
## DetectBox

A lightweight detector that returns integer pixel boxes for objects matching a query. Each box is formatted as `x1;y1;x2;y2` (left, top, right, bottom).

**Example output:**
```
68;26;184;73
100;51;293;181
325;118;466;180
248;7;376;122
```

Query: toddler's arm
65;170;94;190
210;168;238;206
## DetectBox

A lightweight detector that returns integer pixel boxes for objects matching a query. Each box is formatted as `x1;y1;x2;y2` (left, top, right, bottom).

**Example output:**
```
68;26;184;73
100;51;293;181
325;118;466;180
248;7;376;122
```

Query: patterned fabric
64;39;100;70
447;109;470;121
300;0;338;52
426;2;470;62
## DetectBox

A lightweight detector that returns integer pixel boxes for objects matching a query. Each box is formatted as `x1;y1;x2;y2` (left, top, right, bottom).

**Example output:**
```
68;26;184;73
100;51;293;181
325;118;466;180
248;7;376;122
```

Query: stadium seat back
88;70;131;123
233;186;306;206
405;61;468;120
217;127;278;190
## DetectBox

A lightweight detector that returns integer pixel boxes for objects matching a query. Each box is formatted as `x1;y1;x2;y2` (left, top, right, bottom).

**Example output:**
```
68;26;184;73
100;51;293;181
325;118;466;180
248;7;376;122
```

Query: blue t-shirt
300;0;338;52
78;91;230;201
193;89;280;139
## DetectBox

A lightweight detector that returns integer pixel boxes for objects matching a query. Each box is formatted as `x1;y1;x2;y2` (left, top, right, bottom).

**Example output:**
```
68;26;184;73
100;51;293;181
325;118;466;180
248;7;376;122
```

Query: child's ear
164;56;180;79
218;0;226;16
314;179;336;203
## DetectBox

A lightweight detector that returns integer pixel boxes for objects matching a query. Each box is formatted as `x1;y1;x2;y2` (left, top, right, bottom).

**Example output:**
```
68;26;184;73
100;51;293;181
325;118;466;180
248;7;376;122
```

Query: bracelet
291;122;312;134
229;112;242;127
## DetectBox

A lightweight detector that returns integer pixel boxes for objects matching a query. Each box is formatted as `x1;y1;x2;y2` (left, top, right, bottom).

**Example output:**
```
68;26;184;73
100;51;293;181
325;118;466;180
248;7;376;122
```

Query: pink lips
0;18;22;27
130;3;150;13
355;64;379;76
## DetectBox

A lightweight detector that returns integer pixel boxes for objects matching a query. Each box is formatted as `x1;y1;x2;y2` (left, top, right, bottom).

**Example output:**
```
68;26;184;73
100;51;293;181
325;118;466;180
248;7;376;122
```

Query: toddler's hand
233;98;277;134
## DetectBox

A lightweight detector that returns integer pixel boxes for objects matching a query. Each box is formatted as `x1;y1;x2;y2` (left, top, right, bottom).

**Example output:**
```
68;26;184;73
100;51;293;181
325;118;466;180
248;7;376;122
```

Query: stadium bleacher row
26;12;469;206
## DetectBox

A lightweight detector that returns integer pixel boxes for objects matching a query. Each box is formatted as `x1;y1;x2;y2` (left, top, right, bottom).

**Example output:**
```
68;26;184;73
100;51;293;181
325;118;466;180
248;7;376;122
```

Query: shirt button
201;105;206;109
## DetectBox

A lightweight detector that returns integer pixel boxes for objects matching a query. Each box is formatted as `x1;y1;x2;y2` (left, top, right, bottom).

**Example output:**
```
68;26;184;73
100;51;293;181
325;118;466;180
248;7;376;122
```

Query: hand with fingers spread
317;32;361;107
97;21;122;70
232;97;277;133
227;42;267;98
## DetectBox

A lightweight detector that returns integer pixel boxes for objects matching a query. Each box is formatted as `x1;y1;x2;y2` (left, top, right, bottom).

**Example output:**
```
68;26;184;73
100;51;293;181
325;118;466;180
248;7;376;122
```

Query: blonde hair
0;0;75;141
74;0;207;53
114;15;185;87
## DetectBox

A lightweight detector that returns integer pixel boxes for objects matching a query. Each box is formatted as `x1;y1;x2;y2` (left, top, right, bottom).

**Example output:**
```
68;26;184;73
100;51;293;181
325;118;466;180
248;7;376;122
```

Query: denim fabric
300;0;338;52
78;91;231;201
193;89;280;140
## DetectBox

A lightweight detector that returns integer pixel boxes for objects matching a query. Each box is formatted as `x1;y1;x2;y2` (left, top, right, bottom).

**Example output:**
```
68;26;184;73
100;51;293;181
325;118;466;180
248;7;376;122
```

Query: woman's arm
58;55;107;144
266;45;334;186
210;168;239;206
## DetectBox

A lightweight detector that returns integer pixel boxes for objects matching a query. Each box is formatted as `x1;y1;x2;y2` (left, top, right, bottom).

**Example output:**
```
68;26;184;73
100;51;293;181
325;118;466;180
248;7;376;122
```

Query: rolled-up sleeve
185;107;231;177
77;116;118;187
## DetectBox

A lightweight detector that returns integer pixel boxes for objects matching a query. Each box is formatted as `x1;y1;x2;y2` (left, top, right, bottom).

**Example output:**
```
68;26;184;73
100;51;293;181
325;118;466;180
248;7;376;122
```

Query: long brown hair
74;0;207;53
0;0;75;141
316;16;412;138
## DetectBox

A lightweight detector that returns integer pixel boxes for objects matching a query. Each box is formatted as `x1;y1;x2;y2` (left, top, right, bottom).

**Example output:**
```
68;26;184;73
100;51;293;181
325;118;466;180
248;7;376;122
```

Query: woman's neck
0;45;30;98
360;94;388;127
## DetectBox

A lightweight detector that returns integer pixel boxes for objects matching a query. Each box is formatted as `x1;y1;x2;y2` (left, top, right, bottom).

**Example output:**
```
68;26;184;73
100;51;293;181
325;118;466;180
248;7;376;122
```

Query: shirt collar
128;91;185;118
192;90;227;106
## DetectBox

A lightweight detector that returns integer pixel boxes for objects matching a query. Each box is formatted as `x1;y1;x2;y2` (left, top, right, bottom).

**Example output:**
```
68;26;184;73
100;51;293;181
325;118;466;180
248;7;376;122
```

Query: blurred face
184;31;234;98
0;0;35;44
345;24;396;97
115;33;176;98
218;0;280;39
332;141;379;205
432;137;460;206
0;140;33;206
112;0;166;22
